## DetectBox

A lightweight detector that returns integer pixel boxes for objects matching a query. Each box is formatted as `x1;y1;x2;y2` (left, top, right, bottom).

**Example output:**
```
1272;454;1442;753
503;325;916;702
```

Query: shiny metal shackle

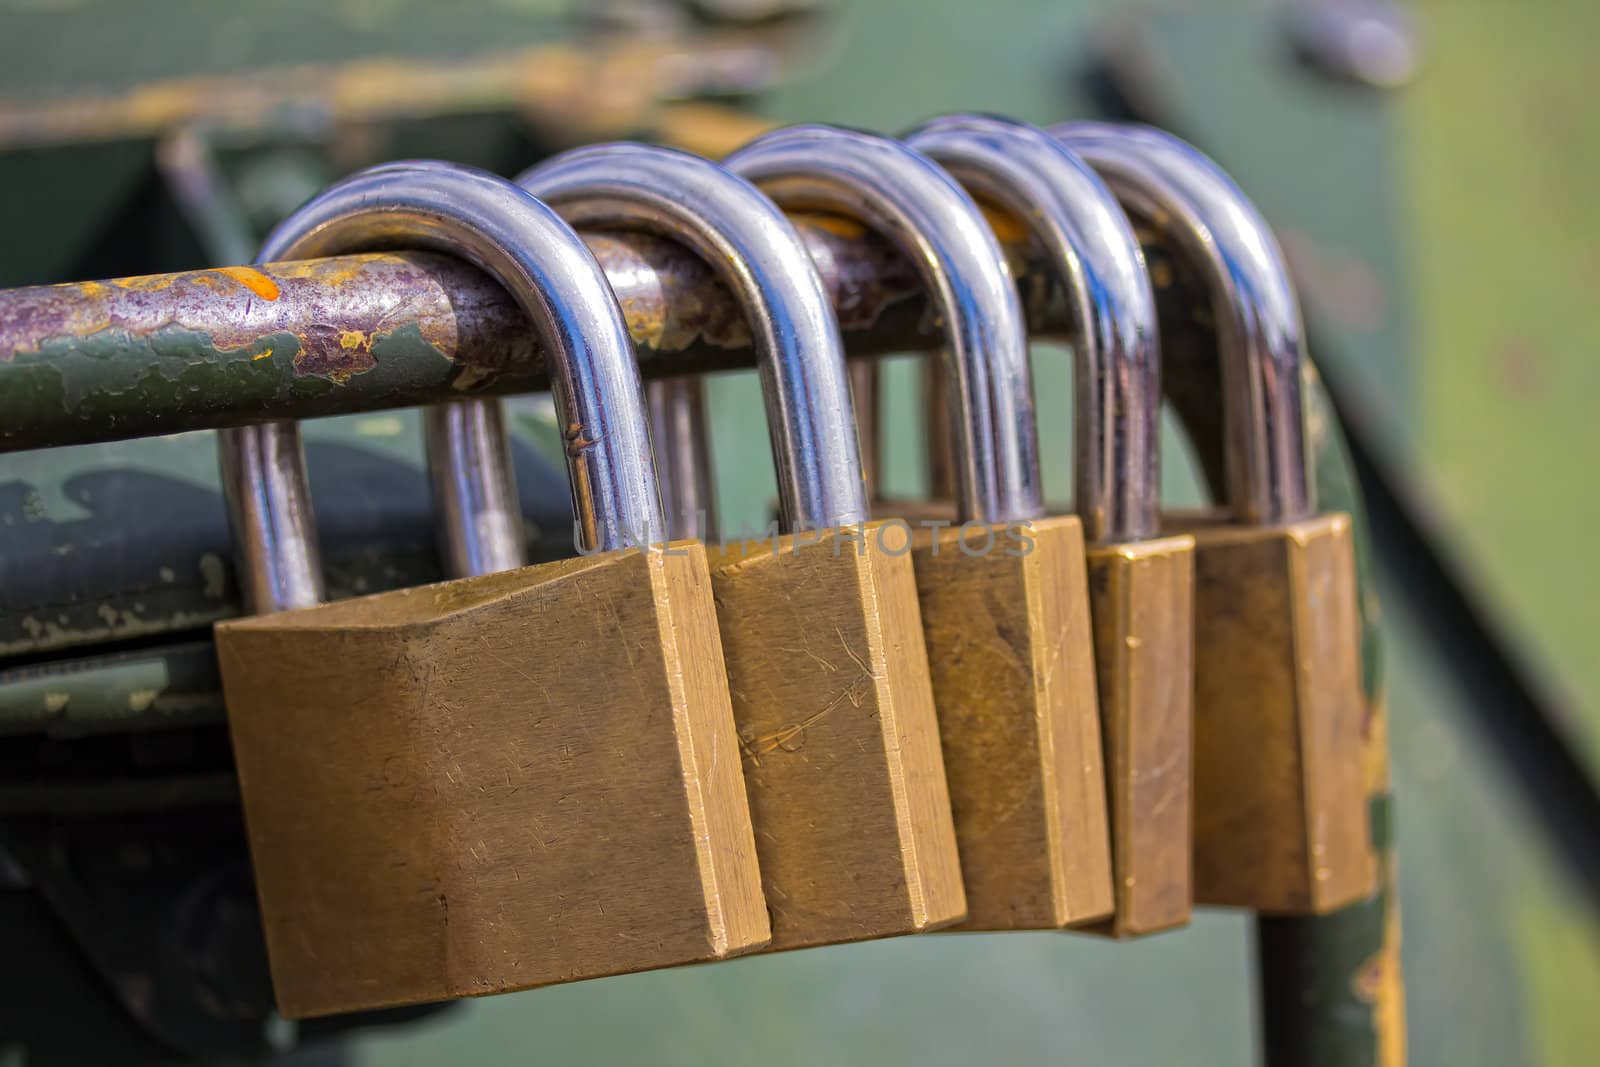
644;376;719;541
519;142;868;536
422;397;522;579
907;114;1161;544
220;160;664;613
1051;122;1314;525
725;124;1044;525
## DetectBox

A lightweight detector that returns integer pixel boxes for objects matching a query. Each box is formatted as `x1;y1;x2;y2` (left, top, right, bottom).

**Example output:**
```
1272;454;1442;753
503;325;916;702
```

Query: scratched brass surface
1083;534;1197;938
215;543;769;1019
903;515;1114;930
705;523;966;950
1172;512;1376;914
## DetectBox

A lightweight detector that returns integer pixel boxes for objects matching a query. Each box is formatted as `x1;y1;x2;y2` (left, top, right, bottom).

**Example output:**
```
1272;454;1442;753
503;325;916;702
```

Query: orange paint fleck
271;255;381;287
114;274;180;293
215;266;280;302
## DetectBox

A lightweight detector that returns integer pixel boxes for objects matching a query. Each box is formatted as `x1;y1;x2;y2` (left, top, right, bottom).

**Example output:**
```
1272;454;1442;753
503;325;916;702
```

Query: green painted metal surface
1405;1;1600;764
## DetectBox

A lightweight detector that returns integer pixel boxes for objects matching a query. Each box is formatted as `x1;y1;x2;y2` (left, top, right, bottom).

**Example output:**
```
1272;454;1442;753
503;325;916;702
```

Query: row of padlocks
209;115;1376;1021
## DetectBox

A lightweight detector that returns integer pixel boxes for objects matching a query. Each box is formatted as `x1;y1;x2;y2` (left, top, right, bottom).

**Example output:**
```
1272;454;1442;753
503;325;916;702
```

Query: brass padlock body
706;521;966;949
909;515;1115;930
1084;534;1196;937
867;502;1115;929
1170;510;1376;914
216;544;769;1018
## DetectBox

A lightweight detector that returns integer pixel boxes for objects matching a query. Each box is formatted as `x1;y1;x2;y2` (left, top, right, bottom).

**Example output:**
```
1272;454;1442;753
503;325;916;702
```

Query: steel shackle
643;376;718;541
220;160;664;613
518;142;868;536
1051;122;1314;525
724;124;1044;525
907;114;1161;544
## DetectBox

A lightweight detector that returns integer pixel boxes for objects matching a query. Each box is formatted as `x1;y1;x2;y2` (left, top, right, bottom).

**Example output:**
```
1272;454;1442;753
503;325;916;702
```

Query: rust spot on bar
1;220;1060;450
215;266;281;301
266;255;392;288
113;274;182;293
294;325;377;384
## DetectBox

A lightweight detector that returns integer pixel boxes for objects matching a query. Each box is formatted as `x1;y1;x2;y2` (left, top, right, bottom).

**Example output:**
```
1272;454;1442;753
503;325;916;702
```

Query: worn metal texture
0;222;934;454
217;544;769;1018
854;503;1117;932
0;221;928;665
1180;512;1376;916
0;226;1174;738
705;528;966;950
1083;534;1196;938
905;516;1116;932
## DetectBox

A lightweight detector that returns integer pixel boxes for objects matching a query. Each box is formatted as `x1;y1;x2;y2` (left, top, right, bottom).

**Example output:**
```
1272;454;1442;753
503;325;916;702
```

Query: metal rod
217;421;324;613
0;215;1155;464
847;360;880;501
920;356;959;502
423;399;526;577
0;221;931;453
646;375;719;540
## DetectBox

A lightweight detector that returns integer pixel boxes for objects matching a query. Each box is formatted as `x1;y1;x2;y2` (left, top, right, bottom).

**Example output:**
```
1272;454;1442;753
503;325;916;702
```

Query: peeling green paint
0;642;222;738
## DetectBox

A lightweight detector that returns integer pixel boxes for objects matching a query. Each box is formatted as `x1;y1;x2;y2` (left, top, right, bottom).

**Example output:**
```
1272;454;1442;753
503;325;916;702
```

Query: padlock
520;143;965;950
909;114;1195;937
729;125;1114;930
213;161;769;1019
1055;122;1376;914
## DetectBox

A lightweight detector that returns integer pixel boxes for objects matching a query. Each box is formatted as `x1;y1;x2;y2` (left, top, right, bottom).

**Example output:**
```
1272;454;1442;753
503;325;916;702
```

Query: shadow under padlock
1056;121;1376;915
520;142;966;951
731;125;1117;932
213;162;768;1021
905;115;1199;939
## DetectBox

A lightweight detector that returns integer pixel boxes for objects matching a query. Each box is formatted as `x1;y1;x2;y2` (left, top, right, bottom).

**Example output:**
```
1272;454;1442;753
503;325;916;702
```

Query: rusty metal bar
0;219;1075;453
